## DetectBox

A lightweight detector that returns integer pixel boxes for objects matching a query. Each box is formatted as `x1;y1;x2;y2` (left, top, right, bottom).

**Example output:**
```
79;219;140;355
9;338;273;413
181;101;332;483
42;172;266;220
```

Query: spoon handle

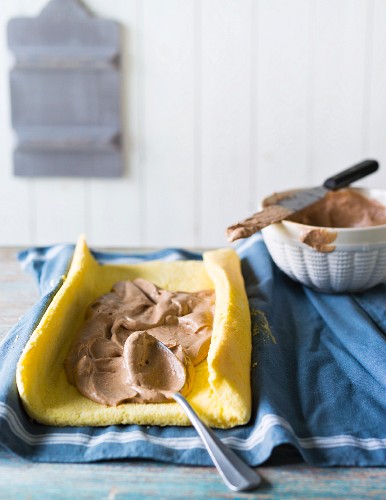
172;393;262;492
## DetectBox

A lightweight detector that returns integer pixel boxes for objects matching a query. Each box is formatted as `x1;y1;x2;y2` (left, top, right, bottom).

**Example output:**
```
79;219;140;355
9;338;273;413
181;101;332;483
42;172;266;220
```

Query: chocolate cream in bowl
65;279;215;406
287;189;386;228
284;189;386;252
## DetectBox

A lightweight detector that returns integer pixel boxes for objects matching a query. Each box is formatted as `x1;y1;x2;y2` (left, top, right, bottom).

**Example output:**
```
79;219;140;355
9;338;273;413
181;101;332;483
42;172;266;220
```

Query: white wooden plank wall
310;0;368;183
1;0;386;248
141;0;196;247
88;0;142;247
368;0;386;177
200;0;252;247
255;0;311;198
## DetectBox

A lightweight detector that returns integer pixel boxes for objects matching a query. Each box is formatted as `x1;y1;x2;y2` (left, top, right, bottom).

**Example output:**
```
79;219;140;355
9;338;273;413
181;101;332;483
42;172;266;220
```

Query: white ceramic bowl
261;187;386;293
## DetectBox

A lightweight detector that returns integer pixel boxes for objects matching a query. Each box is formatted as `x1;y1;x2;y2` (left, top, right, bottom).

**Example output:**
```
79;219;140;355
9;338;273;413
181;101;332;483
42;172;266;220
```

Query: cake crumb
251;309;276;344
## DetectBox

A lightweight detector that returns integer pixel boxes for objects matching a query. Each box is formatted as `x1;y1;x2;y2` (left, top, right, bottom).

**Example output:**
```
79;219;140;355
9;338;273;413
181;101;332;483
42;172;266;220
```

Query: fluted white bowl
261;187;386;293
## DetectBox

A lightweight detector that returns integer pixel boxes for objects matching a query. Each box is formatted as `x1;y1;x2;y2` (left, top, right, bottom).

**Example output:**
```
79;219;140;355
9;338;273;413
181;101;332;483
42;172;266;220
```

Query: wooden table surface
1;247;386;500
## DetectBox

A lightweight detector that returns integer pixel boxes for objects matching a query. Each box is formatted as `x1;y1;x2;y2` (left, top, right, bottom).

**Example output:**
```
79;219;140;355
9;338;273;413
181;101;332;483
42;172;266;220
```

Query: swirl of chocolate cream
64;279;214;406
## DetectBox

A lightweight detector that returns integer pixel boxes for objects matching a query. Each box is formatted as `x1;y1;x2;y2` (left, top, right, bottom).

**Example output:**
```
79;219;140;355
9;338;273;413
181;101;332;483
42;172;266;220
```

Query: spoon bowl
124;330;186;393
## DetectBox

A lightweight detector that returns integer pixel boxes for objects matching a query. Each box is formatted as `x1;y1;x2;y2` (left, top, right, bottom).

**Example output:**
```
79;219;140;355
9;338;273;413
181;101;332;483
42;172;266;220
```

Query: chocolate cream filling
64;279;215;406
288;189;386;228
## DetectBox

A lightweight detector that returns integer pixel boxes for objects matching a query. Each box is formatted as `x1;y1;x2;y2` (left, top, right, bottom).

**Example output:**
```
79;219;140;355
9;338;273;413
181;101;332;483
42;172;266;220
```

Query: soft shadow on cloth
0;234;385;465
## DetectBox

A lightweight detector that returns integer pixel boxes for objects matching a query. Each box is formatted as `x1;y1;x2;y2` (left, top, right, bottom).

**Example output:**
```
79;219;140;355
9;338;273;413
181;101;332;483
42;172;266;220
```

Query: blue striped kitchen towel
0;234;386;465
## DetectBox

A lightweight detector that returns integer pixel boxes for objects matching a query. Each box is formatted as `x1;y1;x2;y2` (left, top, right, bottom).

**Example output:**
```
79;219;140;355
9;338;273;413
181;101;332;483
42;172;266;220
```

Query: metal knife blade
275;186;327;212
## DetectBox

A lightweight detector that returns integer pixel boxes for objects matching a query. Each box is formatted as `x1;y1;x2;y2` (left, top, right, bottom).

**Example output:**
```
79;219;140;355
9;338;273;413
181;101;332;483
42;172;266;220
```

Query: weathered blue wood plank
0;450;386;499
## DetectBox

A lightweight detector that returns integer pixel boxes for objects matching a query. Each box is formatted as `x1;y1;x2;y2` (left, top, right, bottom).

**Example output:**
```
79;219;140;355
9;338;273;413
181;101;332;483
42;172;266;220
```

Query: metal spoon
126;333;262;492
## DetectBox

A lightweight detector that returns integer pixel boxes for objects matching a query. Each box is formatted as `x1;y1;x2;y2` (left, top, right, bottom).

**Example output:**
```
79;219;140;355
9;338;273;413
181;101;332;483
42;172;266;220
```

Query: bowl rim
261;186;386;233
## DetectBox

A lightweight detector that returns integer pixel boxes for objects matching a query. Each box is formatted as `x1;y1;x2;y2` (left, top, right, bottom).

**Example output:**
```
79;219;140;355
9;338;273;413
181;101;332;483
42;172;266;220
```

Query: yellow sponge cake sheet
16;237;251;428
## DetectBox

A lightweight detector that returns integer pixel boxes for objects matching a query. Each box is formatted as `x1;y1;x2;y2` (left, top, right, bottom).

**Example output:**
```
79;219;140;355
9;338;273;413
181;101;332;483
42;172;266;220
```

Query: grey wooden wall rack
7;0;122;177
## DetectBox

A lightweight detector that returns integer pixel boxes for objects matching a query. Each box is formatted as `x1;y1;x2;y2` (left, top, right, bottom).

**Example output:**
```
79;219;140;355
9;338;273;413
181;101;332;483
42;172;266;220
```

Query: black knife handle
323;159;379;190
